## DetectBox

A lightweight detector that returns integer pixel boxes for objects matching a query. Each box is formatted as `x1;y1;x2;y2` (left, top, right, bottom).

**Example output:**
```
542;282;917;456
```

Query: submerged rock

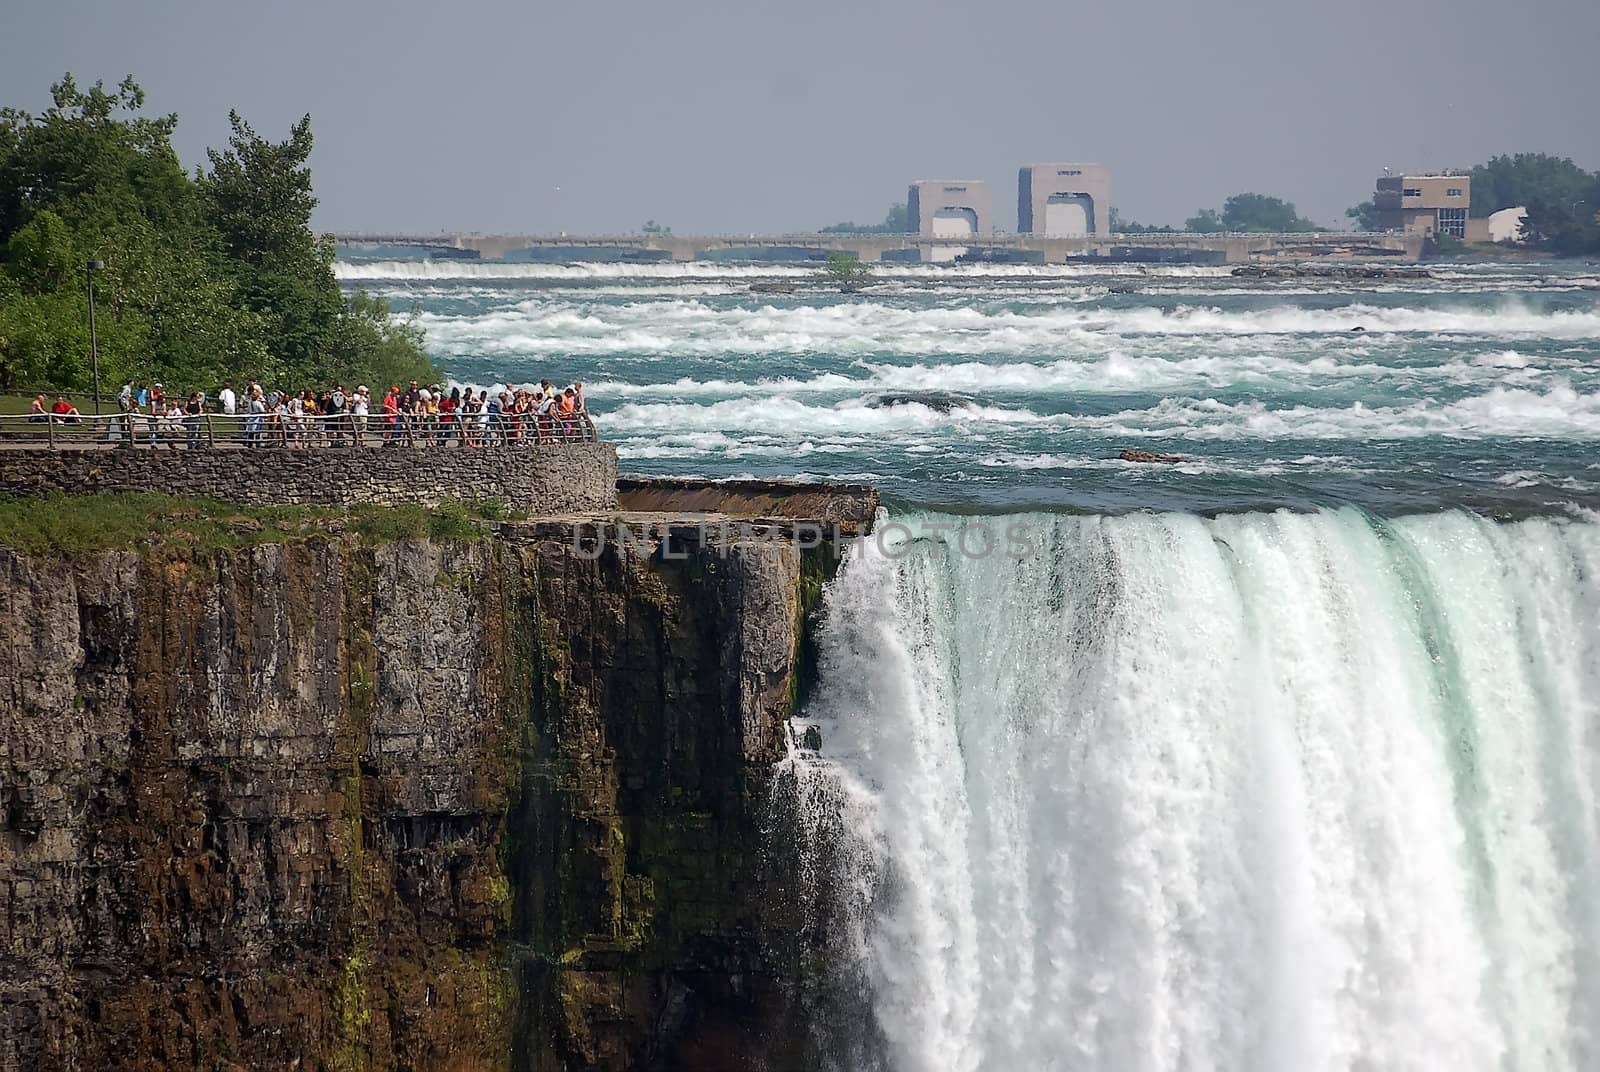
1119;448;1186;464
1232;264;1433;280
868;391;975;413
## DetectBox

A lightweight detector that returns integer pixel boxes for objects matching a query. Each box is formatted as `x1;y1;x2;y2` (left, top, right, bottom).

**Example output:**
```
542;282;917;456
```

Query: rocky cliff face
0;517;846;1072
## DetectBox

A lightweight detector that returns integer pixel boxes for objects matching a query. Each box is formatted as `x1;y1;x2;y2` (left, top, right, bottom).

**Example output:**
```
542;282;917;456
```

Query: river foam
790;508;1600;1071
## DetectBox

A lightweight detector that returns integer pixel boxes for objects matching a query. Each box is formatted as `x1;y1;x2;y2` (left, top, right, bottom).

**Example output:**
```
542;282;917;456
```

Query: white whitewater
791;508;1600;1072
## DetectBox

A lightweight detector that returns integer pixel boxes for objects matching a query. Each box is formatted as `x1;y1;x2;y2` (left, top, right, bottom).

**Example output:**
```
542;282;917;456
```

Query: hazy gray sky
4;0;1598;234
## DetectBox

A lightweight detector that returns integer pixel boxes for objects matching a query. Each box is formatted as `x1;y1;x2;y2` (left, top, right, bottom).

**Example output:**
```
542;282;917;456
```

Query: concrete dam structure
335;229;1425;264
1018;163;1111;238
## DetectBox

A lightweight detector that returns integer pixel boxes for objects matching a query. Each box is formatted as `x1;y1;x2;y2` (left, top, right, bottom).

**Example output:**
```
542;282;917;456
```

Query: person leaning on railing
185;392;204;449
246;386;266;447
4;375;597;448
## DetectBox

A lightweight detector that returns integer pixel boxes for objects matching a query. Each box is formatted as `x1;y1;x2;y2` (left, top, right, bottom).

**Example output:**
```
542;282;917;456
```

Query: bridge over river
333;230;1424;265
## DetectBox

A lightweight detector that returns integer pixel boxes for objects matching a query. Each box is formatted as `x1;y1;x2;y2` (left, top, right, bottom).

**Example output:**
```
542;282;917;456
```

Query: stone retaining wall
0;444;618;513
616;476;879;532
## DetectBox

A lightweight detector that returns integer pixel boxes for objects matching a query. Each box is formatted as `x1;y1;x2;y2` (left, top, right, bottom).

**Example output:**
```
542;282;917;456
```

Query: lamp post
86;260;106;415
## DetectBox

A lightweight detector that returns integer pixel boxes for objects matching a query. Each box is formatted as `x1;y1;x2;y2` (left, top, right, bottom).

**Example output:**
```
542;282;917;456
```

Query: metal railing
0;410;599;450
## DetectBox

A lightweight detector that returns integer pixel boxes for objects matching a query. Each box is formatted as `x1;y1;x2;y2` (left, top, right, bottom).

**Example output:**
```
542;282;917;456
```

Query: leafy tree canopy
820;251;872;292
1468;153;1600;254
1470;154;1593;216
1186;193;1320;233
0;74;437;393
820;202;911;234
1109;208;1176;233
1345;200;1381;231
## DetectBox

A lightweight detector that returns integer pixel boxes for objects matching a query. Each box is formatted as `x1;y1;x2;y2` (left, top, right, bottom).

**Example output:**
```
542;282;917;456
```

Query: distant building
1018;164;1111;237
907;180;993;239
1374;174;1471;238
1486;206;1528;243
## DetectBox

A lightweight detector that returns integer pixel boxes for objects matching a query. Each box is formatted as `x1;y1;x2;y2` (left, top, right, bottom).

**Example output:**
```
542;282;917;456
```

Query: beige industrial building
907;180;993;239
1374;174;1472;238
1018;164;1111;237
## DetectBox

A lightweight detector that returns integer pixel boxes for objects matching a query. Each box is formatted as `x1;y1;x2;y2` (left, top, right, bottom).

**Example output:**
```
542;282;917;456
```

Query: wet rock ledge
0;480;876;1072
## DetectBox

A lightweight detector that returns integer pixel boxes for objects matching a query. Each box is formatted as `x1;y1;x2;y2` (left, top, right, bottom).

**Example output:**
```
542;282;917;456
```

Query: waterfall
790;508;1600;1072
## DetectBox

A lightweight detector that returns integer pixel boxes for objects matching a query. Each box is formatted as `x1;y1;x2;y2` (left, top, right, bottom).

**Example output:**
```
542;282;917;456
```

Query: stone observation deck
616;476;879;533
0;420;620;514
0;422;890;533
335;230;1426;264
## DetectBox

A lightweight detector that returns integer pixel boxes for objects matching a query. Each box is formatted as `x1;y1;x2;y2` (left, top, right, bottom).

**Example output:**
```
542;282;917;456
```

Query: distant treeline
819;202;912;234
0;75;439;393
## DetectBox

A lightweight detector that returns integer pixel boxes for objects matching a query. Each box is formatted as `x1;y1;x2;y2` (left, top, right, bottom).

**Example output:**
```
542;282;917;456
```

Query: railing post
205;414;216;448
46;416;57;449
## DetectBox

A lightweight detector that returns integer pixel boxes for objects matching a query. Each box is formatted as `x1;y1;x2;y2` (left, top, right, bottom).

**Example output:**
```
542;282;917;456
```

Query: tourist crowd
95;378;592;448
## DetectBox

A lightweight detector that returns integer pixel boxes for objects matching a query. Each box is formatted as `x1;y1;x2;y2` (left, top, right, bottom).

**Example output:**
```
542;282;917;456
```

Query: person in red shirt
46;396;81;436
439;387;459;446
556;388;577;440
382;386;401;446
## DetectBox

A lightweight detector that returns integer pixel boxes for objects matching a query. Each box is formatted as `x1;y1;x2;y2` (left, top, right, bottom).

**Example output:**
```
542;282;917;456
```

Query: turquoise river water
340;255;1600;1072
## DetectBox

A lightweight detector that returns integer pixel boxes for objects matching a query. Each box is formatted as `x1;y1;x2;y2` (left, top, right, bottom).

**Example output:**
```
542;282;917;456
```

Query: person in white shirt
216;381;238;443
533;391;554;443
352;386;370;445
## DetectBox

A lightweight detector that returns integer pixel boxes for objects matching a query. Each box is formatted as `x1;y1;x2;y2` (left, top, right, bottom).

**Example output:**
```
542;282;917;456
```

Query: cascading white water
790;508;1600;1072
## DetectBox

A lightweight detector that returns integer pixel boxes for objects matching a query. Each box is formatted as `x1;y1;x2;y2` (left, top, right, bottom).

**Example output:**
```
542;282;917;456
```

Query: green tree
0;282;88;388
199;112;342;383
202;112;321;265
1110;207;1176;233
1221;193;1319;232
821;201;911;234
5;210;76;294
821;252;872;292
0;73;438;394
1187;194;1319;233
0;75;189;243
1468;154;1600;254
1469;154;1592;216
0;76;233;389
329;290;436;388
1345;200;1381;230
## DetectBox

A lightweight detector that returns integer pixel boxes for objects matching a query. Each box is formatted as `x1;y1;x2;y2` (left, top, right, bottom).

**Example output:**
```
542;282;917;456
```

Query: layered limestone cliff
0;512;854;1071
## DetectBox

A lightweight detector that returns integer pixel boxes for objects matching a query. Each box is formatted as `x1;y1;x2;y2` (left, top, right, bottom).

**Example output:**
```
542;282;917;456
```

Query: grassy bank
0;493;516;555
